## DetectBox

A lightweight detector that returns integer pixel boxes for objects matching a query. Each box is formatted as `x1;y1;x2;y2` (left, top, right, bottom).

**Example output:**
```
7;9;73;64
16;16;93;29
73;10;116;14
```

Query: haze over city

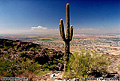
0;0;120;34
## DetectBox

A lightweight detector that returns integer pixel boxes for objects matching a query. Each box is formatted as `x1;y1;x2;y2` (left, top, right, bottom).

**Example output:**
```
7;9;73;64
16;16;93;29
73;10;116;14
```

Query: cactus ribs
59;3;73;72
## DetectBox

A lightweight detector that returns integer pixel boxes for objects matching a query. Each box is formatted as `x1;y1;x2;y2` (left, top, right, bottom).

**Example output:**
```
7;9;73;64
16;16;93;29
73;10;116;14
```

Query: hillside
0;39;64;80
0;39;120;81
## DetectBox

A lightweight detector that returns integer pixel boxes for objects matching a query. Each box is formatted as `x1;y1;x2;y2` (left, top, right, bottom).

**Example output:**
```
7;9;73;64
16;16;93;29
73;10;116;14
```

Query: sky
0;0;120;35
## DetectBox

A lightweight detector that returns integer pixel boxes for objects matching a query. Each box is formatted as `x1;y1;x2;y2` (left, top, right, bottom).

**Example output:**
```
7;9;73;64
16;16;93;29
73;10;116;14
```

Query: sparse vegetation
118;64;120;71
3;46;8;51
0;39;64;78
0;45;3;48
64;49;111;79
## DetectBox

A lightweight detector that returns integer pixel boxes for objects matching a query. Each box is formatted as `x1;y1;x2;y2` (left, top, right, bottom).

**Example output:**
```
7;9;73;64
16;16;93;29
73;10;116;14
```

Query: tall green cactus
59;3;73;72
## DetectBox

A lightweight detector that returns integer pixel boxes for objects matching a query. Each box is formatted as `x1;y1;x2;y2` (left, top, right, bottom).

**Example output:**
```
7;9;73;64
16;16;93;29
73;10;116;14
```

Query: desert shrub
13;49;16;51
35;69;50;76
30;47;35;51
64;49;110;79
3;46;8;51
49;64;57;70
21;59;31;69
37;49;41;52
18;48;22;52
0;45;3;48
27;62;41;72
118;64;120;71
0;56;41;77
5;53;10;58
0;57;18;77
55;58;64;64
12;51;16;54
42;63;49;69
0;57;12;75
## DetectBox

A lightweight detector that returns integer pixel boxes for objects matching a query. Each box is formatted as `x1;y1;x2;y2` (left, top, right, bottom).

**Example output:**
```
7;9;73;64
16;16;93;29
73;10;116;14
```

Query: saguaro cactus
59;3;73;72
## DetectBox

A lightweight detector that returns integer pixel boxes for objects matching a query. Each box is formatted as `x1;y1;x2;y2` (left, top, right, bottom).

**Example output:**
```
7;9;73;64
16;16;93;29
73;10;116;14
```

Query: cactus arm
69;25;73;41
66;3;70;40
59;19;66;41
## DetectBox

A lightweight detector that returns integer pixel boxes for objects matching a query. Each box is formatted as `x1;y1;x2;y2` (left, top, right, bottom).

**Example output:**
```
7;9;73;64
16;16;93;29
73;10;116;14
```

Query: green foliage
36;69;50;76
3;46;8;51
13;49;16;51
18;48;22;51
0;45;3;48
118;64;120;71
5;53;10;58
0;57;42;77
0;57;12;75
55;58;64;64
12;51;16;54
21;58;32;70
42;63;49;69
64;50;110;79
0;57;23;77
27;62;41;72
0;39;64;77
30;47;35;51
37;49;41;52
49;64;57;70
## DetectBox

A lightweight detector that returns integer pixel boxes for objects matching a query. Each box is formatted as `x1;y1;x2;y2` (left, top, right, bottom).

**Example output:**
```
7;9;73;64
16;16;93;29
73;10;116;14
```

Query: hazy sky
0;0;120;34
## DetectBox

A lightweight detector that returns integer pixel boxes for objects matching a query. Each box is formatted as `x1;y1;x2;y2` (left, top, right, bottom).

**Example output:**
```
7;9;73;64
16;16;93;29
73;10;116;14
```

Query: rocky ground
27;71;80;81
28;71;120;81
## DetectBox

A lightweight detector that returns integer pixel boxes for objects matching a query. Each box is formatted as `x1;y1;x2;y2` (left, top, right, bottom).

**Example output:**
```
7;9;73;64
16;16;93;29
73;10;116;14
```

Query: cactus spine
59;3;73;72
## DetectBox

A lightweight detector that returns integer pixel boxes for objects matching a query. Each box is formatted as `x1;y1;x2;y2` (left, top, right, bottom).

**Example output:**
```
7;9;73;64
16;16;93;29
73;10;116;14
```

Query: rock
111;71;118;74
55;78;62;81
115;74;120;78
72;78;79;81
50;74;55;78
58;63;63;71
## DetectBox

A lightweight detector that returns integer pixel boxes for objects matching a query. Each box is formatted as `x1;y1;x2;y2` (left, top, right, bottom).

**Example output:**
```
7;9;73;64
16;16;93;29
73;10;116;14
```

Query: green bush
37;49;41;52
30;47;35;51
35;69;50;76
3;46;8;51
18;48;22;52
64;49;110;79
12;51;16;54
118;64;120;71
0;57;12;75
5;53;10;58
27;62;41;72
0;45;3;48
49;64;57;70
0;57;41;77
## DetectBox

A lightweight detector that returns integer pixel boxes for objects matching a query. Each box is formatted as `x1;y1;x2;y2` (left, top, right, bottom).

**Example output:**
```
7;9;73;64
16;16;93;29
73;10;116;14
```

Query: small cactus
59;3;73;72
